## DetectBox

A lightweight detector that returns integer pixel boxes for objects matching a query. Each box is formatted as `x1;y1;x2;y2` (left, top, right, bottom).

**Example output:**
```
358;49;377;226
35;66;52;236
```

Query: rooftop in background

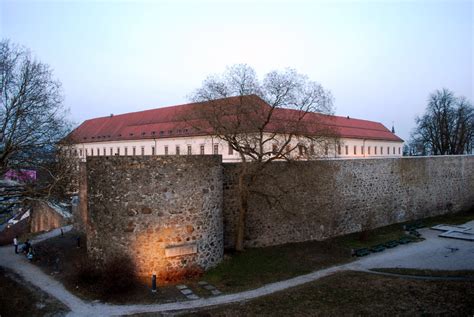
68;95;403;143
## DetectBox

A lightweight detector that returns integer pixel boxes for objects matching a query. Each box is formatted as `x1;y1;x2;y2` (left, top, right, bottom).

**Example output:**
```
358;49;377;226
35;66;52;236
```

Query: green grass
199;239;351;292
420;209;474;227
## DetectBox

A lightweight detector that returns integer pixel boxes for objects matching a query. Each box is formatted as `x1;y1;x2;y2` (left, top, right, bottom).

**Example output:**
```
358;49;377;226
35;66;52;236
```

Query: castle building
68;95;404;162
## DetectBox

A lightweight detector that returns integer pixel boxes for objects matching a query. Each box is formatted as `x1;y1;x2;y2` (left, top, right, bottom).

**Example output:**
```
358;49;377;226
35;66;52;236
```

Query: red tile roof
68;95;403;143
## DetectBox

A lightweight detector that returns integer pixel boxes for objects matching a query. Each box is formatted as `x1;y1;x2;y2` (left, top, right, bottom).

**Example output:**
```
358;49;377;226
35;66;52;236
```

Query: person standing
13;236;18;254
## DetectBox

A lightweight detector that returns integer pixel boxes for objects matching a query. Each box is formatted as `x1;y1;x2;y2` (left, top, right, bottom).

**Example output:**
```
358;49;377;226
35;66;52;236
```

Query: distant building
67;95;403;162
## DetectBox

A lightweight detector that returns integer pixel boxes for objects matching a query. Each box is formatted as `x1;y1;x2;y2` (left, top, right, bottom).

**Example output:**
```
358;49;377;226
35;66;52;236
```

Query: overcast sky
1;0;472;141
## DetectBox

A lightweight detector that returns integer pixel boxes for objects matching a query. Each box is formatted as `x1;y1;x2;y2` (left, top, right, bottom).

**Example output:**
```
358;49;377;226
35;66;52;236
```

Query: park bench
353;248;370;257
384;240;399;248
369;244;386;252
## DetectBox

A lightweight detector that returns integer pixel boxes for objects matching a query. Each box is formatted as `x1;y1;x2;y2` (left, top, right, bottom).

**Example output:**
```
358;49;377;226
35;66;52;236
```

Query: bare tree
411;88;473;155
188;64;337;250
0;39;72;198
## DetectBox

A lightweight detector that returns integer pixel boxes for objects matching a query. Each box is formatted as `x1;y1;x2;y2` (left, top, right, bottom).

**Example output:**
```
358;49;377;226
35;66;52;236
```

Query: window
375;146;377;155
152;146;156;156
393;147;395;155
353;145;357;155
110;147;113;156
345;145;348;155
310;145;315;155
298;145;304;156
338;145;341;155
361;146;364;155
399;147;401;155
228;143;233;155
164;146;168;155
103;148;106;156
324;145;328;156
79;149;83;157
213;144;219;154
176;145;180;155
387;147;390;155
124;147;128;155
368;146;371;155
132;147;136;156
86;148;89;156
187;145;192;155
381;146;383;155
91;149;94;156
200;145;205;155
117;147;120;155
141;147;145;156
96;148;100;156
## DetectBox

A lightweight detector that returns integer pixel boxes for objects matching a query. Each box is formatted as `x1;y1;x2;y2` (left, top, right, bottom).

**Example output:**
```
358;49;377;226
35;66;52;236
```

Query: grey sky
1;0;472;141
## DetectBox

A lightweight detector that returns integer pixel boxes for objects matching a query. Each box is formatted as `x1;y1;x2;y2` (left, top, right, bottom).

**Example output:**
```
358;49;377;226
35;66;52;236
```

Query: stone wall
86;156;223;279
223;155;474;248
29;201;72;233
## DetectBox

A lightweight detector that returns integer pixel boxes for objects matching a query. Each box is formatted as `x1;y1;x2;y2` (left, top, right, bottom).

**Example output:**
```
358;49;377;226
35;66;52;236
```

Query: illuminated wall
85;155;224;280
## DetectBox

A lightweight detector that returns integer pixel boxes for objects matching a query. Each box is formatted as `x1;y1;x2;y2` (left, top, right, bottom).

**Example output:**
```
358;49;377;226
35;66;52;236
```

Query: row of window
77;144;222;157
340;145;401;156
75;143;401;158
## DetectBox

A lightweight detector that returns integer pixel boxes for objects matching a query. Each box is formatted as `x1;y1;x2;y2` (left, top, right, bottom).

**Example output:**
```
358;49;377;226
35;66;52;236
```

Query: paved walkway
1;223;473;316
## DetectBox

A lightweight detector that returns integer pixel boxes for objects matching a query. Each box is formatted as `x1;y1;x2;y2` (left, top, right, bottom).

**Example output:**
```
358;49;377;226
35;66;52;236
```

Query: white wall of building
73;135;403;162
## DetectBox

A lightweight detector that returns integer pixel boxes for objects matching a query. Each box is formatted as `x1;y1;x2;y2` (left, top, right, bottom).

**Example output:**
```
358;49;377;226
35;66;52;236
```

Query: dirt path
1;223;473;316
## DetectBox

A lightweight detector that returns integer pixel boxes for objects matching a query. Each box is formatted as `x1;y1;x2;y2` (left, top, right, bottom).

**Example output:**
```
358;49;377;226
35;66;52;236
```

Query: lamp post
151;272;157;293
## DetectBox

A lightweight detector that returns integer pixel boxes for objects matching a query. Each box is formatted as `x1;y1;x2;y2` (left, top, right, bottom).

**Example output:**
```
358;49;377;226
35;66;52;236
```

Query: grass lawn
0;267;68;317
181;271;474;317
198;238;351;292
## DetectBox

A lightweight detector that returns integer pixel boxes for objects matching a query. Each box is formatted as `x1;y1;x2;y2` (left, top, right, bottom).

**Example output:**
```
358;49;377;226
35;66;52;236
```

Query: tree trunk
235;169;249;251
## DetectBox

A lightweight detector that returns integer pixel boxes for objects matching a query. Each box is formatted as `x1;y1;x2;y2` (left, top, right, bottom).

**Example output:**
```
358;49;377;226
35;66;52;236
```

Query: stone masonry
83;155;474;275
223;155;474;248
86;156;224;279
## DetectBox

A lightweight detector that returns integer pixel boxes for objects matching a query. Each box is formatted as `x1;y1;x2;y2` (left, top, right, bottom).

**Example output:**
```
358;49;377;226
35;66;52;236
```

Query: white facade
72;135;403;162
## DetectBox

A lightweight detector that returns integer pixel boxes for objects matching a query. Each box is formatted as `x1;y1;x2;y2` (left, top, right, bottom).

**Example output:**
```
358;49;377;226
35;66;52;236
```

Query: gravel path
1;222;473;316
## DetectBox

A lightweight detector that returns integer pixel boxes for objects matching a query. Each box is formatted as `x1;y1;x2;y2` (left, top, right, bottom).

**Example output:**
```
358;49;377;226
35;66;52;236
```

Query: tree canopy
411;88;473;155
0;39;71;175
189;64;336;250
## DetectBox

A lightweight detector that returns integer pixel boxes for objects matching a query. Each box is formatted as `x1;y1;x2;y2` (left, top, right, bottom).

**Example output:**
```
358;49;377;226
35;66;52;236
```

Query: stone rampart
223;156;474;248
86;156;223;279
